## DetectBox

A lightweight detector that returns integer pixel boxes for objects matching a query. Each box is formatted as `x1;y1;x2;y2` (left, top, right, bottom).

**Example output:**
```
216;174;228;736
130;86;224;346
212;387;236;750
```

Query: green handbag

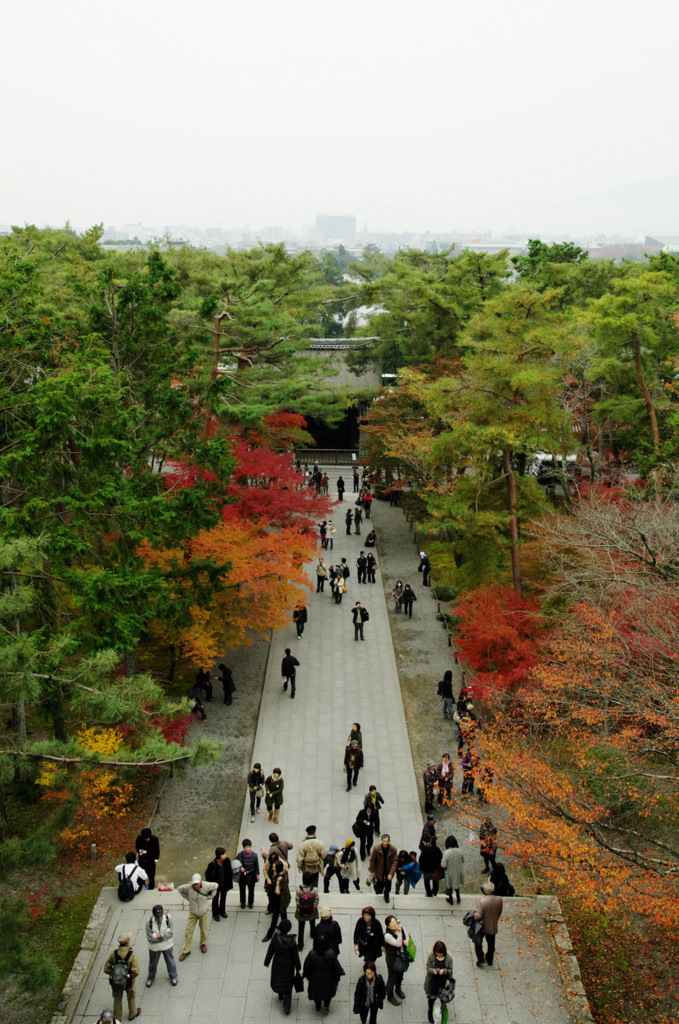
406;936;417;962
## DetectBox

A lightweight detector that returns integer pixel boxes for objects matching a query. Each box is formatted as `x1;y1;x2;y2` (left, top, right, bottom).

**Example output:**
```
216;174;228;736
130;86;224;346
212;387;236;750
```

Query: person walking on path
296;825;327;887
261;832;294;867
237;839;260;909
218;664;236;705
315;906;343;955
383;915;409;1005
473;881;503;967
401;583;417;618
293;600;307;639
281;649;300;697
441;835;465;905
480;817;498;873
264;919;300;1016
337;476;345;501
265;769;285;824
354;507;363;535
353;907;385;963
354;805;376;862
135;828;159;891
419;837;443;898
262;853;291;941
303;938;345;1013
391;580;404;612
418;551;431;586
177;873;218;958
295;872;319;951
339;839;361;892
348;722;363;748
423;760;438;814
423;940;454;1023
145;904;178;988
363;491;373;518
353;960;386;1024
352;601;369;641
344;739;364;790
205;847;232;921
248;762;265;821
323;845;343;894
316;557;327;592
356;551;368;584
437;671;455;720
104;933;141;1021
364;785;384;835
419;814;439;850
369;834;398;904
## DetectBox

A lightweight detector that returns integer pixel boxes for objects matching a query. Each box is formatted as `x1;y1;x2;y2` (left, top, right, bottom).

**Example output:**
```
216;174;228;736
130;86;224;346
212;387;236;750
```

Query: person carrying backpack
295;872;320;951
103;933;140;1021
115;852;148;902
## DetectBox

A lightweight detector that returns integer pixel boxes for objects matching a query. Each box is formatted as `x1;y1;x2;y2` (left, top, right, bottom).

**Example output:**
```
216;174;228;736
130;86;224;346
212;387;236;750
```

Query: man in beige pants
177;873;218;959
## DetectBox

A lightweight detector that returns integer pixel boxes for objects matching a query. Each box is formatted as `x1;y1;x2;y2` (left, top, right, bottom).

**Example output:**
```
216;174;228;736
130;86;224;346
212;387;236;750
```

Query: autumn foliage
142;428;332;666
453;585;542;693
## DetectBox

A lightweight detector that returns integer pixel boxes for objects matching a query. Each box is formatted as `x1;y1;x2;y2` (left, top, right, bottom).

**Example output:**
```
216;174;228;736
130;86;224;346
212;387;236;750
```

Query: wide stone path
67;468;583;1024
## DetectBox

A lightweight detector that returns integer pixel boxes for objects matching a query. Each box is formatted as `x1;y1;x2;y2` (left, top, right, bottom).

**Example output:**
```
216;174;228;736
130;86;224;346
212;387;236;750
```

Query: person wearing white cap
418;551;430;586
177;873;218;959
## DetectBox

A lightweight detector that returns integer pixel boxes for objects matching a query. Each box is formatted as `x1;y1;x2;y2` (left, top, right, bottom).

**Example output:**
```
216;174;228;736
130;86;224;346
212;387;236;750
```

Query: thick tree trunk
502;448;523;598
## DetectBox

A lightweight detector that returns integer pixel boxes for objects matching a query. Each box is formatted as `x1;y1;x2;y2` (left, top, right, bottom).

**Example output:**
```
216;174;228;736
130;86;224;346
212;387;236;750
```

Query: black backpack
109;949;133;991
117;865;138;902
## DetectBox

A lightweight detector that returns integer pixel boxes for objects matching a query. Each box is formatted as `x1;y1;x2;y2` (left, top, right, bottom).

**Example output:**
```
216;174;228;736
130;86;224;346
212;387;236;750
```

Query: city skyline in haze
2;1;678;238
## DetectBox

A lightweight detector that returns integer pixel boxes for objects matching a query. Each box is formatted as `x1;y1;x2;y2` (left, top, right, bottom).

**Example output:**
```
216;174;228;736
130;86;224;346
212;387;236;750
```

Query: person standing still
352;601;369;641
177;873;218;958
205;847;232;921
345;508;353;535
104;933;141;1021
354;507;362;535
316;557;328;592
237;840;260;909
353;468;359;492
419;551;431;586
145;904;178;988
265;769;285;824
474;881;503;967
337;476;345;501
248;762;265;822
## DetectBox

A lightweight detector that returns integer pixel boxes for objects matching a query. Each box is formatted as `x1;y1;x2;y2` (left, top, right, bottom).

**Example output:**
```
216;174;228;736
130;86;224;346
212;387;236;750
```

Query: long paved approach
63;470;586;1024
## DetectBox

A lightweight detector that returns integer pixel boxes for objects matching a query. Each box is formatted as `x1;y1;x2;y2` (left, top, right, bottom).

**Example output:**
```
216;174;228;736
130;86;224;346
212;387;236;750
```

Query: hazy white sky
2;0;678;236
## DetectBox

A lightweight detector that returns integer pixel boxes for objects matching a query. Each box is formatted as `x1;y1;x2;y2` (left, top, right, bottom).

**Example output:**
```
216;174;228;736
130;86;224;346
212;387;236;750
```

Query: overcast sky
2;0;678;237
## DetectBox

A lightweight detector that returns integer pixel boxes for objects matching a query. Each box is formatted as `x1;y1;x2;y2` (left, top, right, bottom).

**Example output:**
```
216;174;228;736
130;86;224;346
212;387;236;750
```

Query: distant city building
315;214;356;244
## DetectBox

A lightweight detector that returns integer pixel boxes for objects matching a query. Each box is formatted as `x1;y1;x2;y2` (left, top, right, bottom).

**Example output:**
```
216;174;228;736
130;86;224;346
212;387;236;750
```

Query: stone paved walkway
65;468;586;1024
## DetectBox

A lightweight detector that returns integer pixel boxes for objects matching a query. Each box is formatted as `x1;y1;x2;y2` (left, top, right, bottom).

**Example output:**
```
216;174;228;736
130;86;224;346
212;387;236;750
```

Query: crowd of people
98;464;515;1023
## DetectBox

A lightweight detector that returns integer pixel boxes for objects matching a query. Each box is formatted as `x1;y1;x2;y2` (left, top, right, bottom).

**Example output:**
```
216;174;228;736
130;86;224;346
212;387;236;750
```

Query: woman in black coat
353;960;386;1024
353;906;385;962
303;938;345;1012
264;920;301;1016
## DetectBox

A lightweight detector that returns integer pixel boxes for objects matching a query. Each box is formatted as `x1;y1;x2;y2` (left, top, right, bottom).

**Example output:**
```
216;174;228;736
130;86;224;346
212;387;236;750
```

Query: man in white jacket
177;873;218;959
145;903;178;987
